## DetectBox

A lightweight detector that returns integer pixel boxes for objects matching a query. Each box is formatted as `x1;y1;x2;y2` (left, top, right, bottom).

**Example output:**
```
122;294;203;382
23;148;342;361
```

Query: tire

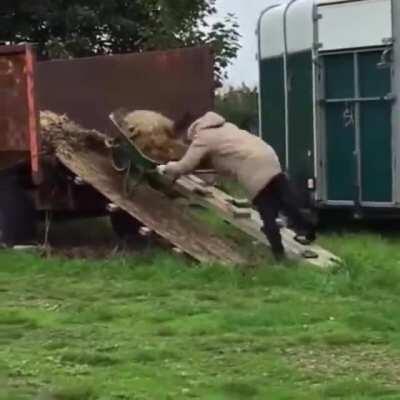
0;179;36;246
110;211;143;241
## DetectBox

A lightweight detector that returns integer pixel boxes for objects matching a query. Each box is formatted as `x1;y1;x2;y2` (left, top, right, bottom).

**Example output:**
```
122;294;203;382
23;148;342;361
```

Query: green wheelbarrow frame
108;109;214;196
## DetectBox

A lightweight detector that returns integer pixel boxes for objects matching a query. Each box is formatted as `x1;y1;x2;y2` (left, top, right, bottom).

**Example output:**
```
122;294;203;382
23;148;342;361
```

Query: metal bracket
312;55;322;68
313;43;323;51
382;37;394;45
384;93;397;102
377;47;393;69
313;10;322;22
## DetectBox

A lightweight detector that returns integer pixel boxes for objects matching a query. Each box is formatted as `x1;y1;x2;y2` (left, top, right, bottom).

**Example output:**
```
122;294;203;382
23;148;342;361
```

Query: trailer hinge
312;55;322;68
382;37;394;45
313;10;322;21
313;43;323;51
384;93;397;102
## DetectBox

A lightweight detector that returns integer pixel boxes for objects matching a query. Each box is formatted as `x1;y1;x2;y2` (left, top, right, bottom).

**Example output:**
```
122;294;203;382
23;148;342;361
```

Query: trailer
0;44;216;247
258;0;400;220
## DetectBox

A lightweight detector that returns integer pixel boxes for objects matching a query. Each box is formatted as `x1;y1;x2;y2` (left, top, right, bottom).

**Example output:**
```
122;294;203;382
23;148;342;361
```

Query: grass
1;227;400;399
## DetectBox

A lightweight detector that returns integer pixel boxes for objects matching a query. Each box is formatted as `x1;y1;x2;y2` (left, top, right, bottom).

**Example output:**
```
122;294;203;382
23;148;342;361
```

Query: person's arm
163;135;209;178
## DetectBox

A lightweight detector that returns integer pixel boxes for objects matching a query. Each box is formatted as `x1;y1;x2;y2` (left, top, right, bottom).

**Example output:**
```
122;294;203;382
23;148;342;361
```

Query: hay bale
123;110;188;163
39;109;189;165
40;111;106;157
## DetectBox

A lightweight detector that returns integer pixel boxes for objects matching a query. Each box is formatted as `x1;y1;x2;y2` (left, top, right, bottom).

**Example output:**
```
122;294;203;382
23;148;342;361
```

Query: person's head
187;112;226;141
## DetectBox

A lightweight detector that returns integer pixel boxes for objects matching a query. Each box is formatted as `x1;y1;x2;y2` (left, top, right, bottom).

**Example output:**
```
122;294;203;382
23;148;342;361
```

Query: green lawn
1;231;400;400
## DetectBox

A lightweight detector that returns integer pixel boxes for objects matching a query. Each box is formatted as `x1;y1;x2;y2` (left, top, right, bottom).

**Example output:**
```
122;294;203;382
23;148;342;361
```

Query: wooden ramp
42;111;339;268
55;148;246;266
56;146;340;268
174;175;341;268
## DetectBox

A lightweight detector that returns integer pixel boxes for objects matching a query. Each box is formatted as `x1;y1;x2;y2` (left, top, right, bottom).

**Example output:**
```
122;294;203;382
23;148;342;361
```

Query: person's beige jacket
164;112;282;200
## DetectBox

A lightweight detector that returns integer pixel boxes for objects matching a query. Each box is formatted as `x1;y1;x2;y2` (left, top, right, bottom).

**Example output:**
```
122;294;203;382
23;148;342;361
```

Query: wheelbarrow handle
192;169;216;175
151;167;216;175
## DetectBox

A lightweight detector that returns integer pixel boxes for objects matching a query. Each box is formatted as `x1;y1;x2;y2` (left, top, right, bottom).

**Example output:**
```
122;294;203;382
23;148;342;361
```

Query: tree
0;0;240;83
215;84;259;133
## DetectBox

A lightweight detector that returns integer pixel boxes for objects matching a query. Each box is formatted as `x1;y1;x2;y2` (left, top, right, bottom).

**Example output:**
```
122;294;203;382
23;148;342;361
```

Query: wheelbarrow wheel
123;162;145;196
110;139;131;172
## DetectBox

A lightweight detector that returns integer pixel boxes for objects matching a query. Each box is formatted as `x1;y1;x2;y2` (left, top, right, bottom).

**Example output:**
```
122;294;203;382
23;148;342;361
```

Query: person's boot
294;231;316;246
306;231;316;242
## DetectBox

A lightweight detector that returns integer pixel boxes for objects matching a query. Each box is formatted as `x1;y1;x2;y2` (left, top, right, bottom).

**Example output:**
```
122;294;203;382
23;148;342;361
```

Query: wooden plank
174;175;341;268
227;204;252;219
226;198;251;208
56;148;247;266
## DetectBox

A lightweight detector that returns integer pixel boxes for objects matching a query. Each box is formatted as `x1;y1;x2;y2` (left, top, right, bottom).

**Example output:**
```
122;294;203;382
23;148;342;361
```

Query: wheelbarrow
107;108;214;196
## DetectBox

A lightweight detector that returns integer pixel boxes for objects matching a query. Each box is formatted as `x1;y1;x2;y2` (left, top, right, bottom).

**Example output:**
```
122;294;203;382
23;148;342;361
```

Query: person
157;112;315;259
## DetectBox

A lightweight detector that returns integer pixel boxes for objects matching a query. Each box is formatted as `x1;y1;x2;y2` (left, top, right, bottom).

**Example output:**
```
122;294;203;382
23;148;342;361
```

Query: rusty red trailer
0;44;214;183
0;45;214;179
37;46;214;137
0;44;40;183
0;44;215;245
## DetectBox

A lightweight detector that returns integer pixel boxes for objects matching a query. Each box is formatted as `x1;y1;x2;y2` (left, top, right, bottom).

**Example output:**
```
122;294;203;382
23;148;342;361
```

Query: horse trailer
258;0;400;219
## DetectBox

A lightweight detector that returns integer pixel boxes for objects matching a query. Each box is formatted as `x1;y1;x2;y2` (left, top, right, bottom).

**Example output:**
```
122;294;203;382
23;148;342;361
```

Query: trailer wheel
110;211;143;241
0;181;36;246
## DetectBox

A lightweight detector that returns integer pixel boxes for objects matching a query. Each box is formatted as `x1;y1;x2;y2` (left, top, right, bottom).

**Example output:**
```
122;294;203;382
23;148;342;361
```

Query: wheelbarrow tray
109;108;160;171
109;108;215;174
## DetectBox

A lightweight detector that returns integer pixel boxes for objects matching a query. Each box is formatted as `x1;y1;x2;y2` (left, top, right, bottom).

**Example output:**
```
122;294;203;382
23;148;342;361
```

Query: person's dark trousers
252;173;315;259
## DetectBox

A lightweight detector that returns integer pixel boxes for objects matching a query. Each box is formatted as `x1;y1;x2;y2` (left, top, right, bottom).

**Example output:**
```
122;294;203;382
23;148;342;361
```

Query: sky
215;0;280;87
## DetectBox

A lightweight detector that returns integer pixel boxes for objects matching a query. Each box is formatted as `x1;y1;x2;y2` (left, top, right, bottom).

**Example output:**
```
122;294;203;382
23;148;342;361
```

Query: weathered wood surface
56;149;247;266
40;111;246;265
42;111;340;268
174;175;341;268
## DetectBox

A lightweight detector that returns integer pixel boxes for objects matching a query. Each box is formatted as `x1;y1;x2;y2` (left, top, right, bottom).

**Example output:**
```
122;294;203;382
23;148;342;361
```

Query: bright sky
215;0;281;87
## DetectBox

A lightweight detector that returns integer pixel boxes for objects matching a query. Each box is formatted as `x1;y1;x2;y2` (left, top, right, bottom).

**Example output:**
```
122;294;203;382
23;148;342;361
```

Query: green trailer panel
360;102;392;203
259;56;286;167
287;50;314;193
326;102;356;201
324;54;356;202
359;51;392;203
325;54;355;99
359;52;391;98
324;50;392;204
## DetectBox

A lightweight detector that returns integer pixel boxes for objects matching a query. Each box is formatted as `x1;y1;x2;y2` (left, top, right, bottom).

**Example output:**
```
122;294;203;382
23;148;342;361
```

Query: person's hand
166;161;178;170
156;164;168;175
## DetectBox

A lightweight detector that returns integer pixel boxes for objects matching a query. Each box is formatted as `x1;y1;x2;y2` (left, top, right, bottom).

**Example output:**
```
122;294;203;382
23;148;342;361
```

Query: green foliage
215;84;259;132
0;0;240;82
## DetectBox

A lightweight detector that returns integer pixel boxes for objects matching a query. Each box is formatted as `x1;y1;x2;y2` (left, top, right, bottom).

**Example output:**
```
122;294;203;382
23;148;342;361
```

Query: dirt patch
282;345;400;386
36;217;156;260
40;244;140;260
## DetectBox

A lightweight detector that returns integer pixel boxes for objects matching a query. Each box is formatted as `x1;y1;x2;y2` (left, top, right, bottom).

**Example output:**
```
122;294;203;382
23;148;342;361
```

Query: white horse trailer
258;0;400;219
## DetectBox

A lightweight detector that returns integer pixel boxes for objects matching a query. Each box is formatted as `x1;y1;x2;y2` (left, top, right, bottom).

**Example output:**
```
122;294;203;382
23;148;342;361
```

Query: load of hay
40;111;106;157
123;110;188;163
40;109;190;165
